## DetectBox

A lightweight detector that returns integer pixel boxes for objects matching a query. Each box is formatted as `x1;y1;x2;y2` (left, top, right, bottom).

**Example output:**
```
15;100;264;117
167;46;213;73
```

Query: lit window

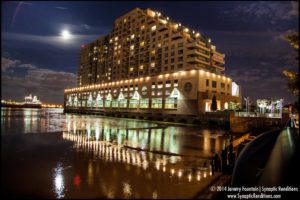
129;99;138;108
129;67;133;72
165;98;177;109
165;83;171;88
150;62;155;68
119;99;127;108
139;65;144;70
114;36;118;41
140;41;145;47
141;25;145;30
130;45;134;50
151;25;157;31
140;98;149;108
151;98;162;109
157;43;161;48
112;100;118;108
151;50;156;55
131;34;135;39
117;60;121;65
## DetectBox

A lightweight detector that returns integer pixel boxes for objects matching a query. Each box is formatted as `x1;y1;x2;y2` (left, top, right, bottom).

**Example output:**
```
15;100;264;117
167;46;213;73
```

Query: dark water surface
1;108;230;199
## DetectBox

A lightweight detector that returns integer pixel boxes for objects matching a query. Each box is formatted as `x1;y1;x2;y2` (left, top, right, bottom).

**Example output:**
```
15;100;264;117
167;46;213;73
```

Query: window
140;98;149;108
165;89;171;95
212;81;217;88
178;42;183;47
178;57;183;62
206;79;209;87
119;99;127;108
165;81;171;88
165;98;177;109
151;25;157;31
221;83;225;89
112;100;118;108
178;49;183;54
129;99;138;108
151;98;162;108
105;100;111;108
174;80;178;87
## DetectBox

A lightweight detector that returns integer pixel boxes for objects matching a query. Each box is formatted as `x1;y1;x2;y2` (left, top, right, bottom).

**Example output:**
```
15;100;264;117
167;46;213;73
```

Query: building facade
64;8;241;116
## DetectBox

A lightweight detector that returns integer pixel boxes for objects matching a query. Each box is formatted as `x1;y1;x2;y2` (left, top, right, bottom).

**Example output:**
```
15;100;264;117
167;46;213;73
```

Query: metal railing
235;112;282;118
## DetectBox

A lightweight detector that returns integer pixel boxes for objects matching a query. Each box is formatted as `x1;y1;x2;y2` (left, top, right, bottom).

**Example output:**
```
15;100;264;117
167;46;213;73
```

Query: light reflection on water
53;163;65;199
2;108;231;199
63;114;230;158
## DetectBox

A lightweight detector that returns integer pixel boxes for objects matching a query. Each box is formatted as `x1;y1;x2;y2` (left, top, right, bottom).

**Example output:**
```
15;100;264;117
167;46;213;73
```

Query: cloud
2;32;101;49
1;57;20;72
83;24;90;30
14;1;33;5
223;1;298;23
18;63;37;70
55;6;68;10
2;57;77;104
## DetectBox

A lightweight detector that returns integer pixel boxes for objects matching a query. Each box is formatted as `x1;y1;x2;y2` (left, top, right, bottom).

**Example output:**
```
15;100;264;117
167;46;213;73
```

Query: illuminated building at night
64;8;241;116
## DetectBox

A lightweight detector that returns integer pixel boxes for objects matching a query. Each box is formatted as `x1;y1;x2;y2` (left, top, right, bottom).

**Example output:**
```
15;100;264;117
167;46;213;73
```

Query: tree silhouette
211;95;217;111
282;32;298;96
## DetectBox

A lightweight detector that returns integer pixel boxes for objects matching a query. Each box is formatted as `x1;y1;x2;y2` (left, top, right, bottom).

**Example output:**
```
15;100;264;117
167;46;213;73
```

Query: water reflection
1;108;64;134
2;108;230;199
63;114;229;158
53;162;65;199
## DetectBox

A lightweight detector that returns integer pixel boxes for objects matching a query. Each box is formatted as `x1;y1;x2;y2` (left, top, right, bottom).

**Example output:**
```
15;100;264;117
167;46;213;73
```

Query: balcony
171;32;182;40
187;42;210;51
212;63;225;71
187;49;210;58
212;52;225;65
187;57;209;65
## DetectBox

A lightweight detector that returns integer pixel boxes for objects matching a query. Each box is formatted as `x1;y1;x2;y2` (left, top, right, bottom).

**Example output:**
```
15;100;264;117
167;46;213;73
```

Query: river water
1;108;231;199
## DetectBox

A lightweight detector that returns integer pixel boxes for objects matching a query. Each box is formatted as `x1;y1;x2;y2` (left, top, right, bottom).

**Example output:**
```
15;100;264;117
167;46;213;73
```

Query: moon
61;30;71;40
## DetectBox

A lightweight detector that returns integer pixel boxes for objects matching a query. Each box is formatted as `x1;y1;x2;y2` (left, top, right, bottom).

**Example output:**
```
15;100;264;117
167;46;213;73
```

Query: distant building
64;8;241;115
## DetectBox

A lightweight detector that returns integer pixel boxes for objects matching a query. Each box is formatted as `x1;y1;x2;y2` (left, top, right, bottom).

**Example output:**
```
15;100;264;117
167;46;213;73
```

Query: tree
211;95;217;111
282;32;299;96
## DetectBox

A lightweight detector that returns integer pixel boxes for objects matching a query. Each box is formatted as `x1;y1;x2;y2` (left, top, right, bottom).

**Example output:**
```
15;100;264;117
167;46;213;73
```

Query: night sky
2;1;299;104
